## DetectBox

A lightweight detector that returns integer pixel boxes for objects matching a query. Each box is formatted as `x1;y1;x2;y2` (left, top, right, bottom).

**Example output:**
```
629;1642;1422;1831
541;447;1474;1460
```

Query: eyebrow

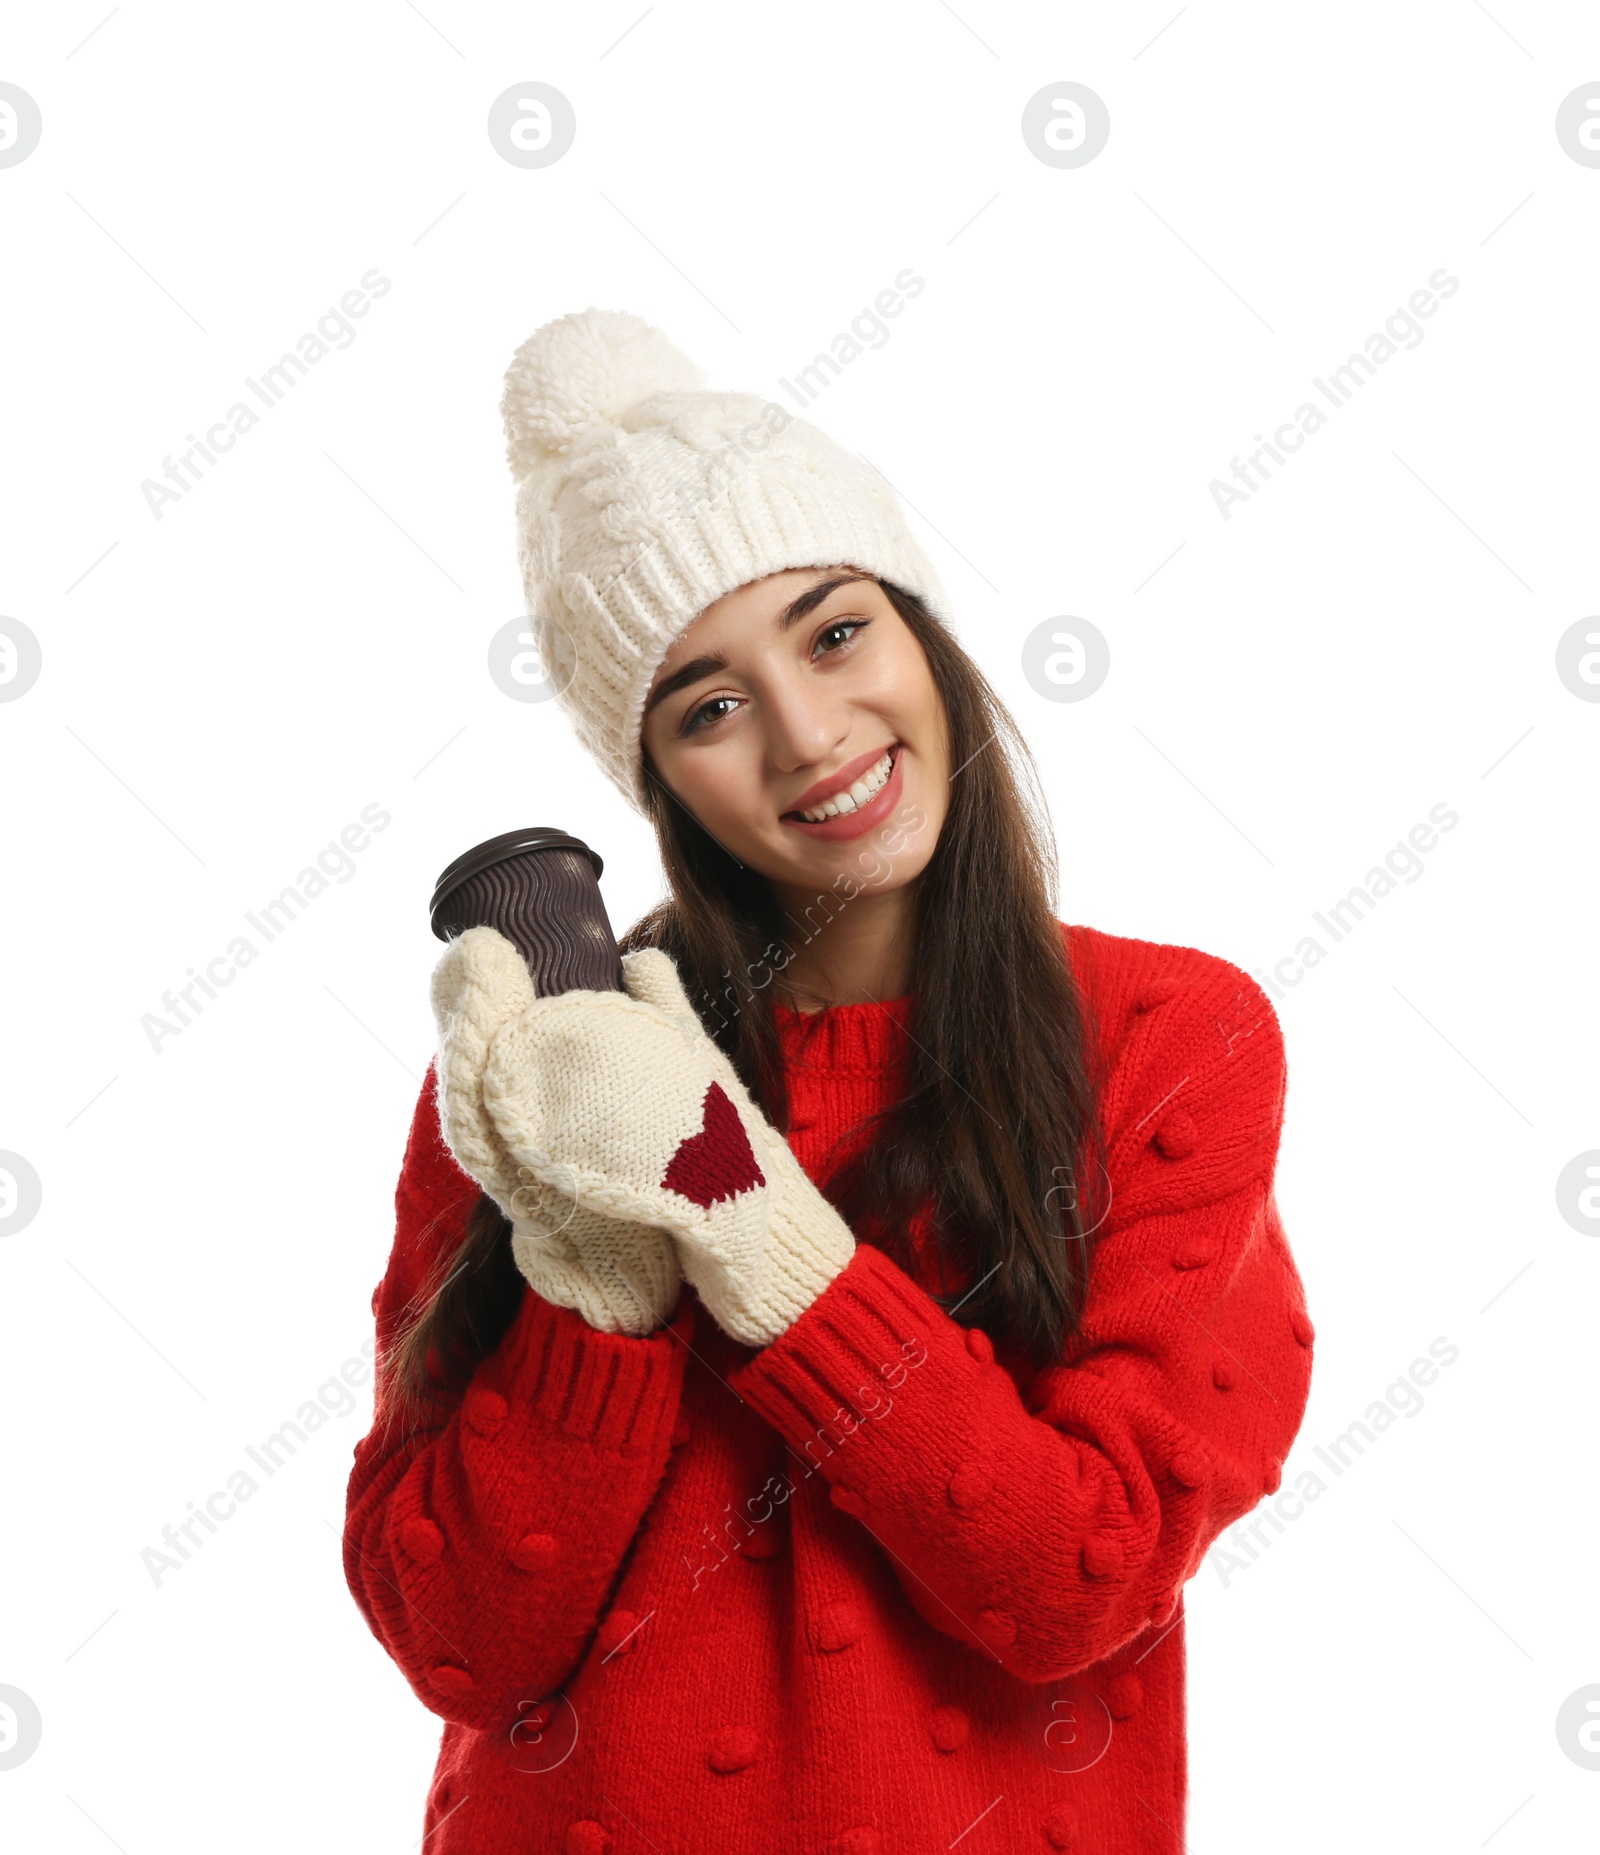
642;572;876;721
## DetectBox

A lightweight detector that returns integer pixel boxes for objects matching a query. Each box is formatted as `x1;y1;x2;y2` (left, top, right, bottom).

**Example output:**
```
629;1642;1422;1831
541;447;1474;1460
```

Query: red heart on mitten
662;1081;765;1208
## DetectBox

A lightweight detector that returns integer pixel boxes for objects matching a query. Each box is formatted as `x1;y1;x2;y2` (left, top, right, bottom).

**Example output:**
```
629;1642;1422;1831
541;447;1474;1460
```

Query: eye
680;693;741;736
815;617;869;657
677;619;870;736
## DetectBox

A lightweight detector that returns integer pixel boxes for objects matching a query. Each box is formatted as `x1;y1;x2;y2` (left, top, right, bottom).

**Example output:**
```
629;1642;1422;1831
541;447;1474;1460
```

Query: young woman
343;309;1315;1855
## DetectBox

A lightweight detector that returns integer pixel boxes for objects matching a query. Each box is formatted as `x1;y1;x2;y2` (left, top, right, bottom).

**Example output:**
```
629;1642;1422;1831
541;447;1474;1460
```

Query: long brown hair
378;577;1107;1432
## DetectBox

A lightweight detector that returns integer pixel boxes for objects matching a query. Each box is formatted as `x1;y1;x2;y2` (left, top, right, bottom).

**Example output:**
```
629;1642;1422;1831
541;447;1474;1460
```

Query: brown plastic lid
428;827;603;942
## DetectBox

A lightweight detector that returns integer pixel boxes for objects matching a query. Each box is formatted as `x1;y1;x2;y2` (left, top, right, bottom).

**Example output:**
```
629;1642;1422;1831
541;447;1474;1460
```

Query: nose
761;666;851;775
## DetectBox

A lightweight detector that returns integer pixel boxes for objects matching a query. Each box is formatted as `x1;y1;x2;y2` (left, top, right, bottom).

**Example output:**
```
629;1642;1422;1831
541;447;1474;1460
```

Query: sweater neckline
771;990;915;1072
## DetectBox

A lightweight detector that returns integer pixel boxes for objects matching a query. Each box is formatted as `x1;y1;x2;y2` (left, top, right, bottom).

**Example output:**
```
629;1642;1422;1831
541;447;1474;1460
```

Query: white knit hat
499;306;954;813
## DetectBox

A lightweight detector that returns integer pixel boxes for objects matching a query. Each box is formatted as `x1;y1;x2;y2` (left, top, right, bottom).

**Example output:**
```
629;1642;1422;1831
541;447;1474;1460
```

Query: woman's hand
442;929;856;1348
599;945;859;1346
429;926;683;1336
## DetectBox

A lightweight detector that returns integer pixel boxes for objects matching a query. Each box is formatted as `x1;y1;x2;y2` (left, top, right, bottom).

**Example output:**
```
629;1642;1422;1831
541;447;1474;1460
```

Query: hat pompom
500;307;706;478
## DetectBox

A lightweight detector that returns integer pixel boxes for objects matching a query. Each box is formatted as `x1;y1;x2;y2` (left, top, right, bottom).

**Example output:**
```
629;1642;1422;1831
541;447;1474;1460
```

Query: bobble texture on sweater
343;922;1314;1852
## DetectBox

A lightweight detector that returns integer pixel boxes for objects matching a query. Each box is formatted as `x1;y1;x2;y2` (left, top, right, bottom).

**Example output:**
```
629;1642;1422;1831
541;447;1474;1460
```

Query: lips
781;743;900;820
780;744;906;842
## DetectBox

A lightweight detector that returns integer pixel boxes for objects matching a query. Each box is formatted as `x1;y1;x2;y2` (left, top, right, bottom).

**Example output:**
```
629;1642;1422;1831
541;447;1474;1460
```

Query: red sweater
344;922;1314;1854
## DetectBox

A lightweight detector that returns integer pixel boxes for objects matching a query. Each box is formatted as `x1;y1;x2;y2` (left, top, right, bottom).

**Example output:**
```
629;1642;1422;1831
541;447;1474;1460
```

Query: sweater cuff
727;1242;951;1483
485;1279;695;1457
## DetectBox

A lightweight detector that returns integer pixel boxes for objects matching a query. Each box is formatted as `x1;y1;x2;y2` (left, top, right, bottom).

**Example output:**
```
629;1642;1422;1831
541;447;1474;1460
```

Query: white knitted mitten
473;936;857;1348
430;927;683;1337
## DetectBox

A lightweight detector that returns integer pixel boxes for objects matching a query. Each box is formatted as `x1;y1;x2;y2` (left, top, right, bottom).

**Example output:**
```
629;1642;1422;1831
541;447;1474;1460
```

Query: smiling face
638;567;950;915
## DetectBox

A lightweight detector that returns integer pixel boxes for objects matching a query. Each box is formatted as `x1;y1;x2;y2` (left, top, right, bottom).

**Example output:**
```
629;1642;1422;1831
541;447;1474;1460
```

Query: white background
2;2;1596;1849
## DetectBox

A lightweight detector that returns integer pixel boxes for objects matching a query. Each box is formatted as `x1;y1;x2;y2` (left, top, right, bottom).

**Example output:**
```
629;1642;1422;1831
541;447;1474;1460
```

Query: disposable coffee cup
429;827;625;996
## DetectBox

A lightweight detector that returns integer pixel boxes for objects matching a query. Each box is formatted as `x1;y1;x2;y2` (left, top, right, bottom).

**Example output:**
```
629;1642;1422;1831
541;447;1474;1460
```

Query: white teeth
796;748;893;822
